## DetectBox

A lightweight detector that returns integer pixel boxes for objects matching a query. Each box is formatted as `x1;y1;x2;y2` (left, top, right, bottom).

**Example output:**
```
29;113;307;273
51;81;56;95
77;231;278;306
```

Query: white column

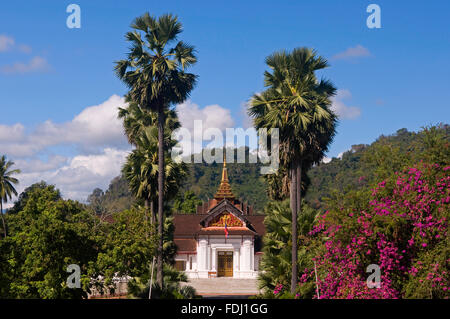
206;244;211;271
242;240;251;271
251;242;255;271
234;248;240;274
211;247;216;271
198;240;207;270
186;255;190;271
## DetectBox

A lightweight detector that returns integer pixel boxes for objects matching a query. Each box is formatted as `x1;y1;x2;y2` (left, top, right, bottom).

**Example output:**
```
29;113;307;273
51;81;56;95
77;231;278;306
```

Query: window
175;260;186;271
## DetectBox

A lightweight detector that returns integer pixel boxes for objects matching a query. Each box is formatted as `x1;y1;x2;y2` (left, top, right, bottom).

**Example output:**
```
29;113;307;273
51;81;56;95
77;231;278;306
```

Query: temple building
173;159;265;279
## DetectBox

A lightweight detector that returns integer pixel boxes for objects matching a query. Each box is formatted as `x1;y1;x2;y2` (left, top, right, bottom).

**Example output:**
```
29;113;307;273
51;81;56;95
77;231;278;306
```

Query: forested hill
181;156;269;211
88;149;269;213
87;124;449;214
305;124;449;207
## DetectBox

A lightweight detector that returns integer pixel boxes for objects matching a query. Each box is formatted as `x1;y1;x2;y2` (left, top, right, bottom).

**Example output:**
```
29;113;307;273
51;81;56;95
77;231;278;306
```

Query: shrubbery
261;125;449;299
262;164;449;299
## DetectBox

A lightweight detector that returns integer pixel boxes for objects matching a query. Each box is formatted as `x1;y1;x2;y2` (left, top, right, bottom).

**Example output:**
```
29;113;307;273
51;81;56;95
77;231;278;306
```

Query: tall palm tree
119;98;182;223
115;13;197;287
122;124;187;225
249;48;337;293
0;155;20;238
118;97;181;147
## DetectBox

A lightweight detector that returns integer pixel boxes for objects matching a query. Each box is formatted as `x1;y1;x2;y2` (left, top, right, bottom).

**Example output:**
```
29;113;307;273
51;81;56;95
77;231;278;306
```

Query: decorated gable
209;212;243;227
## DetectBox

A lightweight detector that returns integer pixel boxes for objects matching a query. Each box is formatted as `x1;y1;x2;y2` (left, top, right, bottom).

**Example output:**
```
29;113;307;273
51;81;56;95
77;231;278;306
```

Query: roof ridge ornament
213;153;235;200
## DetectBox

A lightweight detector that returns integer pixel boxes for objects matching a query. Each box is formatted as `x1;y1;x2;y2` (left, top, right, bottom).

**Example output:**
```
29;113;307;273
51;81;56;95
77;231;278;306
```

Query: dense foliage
87;177;133;217
301;163;449;299
0;182;191;299
258;200;317;297
0;184;98;298
172;191;202;214
260;124;449;299
0;155;20;238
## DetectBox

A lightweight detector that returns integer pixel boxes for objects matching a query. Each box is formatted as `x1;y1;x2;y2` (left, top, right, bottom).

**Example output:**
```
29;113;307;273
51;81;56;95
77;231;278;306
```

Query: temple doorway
217;251;233;277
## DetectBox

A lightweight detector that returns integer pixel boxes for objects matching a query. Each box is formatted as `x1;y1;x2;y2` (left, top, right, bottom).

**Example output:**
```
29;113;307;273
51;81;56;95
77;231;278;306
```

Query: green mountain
88;148;269;213
305;124;449;208
87;124;449;214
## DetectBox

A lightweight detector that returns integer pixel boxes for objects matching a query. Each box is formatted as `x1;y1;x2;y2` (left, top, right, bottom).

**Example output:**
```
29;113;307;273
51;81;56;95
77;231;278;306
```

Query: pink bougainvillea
301;163;449;299
273;284;284;295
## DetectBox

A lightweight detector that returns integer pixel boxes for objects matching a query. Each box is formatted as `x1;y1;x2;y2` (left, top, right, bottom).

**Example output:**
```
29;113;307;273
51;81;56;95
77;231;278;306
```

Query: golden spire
214;153;235;200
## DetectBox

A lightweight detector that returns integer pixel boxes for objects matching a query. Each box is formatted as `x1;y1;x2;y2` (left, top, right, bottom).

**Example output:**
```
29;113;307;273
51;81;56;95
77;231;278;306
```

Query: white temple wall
174;254;197;273
176;235;259;279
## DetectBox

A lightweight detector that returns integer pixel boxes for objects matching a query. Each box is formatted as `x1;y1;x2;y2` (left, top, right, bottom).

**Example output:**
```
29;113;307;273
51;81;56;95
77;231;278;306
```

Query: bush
302;163;449;299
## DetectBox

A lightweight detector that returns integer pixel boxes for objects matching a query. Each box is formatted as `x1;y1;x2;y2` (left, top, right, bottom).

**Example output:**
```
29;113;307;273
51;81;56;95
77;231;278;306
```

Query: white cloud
34;94;128;151
331;89;361;120
0;56;50;74
337;146;355;160
0;35;43;74
322;157;332;164
1;96;239;204
332;45;371;61
173;100;234;157
0;95;131;203
0;34;32;53
176;100;235;139
67;148;127;178
49;148;129;200
240;100;254;129
0;95;129;158
0;123;25;142
0;34;15;52
12;148;129;203
14;155;68;174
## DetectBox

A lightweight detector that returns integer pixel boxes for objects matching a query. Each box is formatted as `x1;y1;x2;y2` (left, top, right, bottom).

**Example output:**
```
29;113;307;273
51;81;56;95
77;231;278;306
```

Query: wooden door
217;251;233;277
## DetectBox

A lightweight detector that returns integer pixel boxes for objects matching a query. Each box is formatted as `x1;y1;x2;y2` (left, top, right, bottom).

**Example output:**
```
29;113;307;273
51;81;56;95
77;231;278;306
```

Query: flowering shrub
273;284;284;295
301;163;449;299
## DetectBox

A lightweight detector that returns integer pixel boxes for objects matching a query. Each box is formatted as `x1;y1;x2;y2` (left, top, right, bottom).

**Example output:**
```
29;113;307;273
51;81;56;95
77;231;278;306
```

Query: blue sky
0;0;449;202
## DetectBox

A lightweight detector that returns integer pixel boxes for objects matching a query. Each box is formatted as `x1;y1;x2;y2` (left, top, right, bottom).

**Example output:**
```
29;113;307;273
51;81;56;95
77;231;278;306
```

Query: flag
224;221;228;238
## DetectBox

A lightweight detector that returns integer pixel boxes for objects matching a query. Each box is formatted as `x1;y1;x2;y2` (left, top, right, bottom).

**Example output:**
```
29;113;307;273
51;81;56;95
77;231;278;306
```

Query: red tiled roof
246;215;266;236
173;214;205;236
174;238;197;253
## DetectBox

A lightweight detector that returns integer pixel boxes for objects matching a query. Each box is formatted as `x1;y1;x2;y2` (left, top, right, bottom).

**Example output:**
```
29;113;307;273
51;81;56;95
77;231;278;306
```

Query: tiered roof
173;157;265;254
213;157;235;200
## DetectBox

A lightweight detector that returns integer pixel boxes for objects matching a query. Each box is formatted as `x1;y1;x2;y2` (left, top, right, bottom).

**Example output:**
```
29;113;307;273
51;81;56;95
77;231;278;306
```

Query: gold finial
214;152;234;200
221;153;228;182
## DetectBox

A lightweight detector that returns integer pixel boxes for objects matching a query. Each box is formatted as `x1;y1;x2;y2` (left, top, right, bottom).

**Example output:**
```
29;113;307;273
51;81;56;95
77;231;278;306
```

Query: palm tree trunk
290;164;297;214
0;201;6;238
296;160;302;217
151;199;156;225
289;163;297;294
292;160;303;293
156;106;165;288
